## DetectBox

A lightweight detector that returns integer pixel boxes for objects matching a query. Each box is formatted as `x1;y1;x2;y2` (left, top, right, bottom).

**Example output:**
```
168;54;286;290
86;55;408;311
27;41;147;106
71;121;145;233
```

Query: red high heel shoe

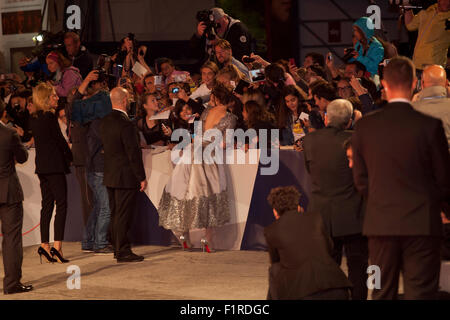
200;239;215;253
180;235;192;251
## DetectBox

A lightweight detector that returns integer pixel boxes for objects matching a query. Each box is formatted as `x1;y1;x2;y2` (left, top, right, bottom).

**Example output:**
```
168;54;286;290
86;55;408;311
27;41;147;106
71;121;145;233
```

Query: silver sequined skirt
158;160;230;231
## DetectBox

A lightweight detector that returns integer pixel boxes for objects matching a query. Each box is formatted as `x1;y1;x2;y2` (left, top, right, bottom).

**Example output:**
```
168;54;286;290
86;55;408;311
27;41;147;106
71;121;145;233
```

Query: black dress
136;118;169;145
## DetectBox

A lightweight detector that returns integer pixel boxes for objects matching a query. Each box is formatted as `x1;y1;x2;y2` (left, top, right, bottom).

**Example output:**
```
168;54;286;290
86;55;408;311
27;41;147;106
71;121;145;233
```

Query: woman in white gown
158;84;237;251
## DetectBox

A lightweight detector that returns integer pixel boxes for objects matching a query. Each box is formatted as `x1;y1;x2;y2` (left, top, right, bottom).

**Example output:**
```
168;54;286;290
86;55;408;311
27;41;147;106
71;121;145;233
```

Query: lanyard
421;95;447;100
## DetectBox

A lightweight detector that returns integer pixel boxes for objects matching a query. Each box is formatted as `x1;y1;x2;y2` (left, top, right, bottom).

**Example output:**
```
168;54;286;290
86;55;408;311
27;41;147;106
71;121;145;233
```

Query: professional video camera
342;47;357;63
196;10;219;40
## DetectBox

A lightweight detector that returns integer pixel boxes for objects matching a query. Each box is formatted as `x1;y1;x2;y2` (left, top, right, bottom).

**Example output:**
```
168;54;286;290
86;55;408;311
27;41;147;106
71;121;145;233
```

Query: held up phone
289;58;296;66
249;68;265;83
174;74;187;83
119;77;128;87
171;87;180;94
327;53;333;62
154;75;163;86
234;80;250;95
242;57;255;63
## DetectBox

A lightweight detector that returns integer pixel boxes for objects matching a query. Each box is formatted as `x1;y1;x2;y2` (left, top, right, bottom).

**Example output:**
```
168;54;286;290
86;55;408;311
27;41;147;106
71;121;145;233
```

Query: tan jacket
406;4;450;70
413;86;450;152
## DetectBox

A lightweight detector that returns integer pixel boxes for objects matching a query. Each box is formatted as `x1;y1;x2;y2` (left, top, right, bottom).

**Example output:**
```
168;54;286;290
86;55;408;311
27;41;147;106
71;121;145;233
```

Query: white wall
0;0;47;73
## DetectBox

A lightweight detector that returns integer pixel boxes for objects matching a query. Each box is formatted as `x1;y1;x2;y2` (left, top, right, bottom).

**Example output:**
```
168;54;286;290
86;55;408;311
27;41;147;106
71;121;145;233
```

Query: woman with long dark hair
277;85;309;146
30;82;73;263
158;83;237;252
242;100;276;150
136;93;172;147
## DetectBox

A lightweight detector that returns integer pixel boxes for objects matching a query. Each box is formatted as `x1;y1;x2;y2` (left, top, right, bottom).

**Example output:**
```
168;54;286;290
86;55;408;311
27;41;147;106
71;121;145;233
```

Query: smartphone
249;68;265;83
174;74;187;83
234;80;250;95
171;87;180;94
327;53;333;62
289;58;296;66
299;112;309;121
119;77;128;87
154;75;163;86
243;57;255;63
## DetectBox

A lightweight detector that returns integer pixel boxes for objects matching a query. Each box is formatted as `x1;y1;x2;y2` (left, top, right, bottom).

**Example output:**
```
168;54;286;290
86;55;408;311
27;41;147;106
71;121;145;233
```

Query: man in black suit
264;186;352;300
303;98;368;300
352;56;450;300
0;100;33;294
100;87;147;263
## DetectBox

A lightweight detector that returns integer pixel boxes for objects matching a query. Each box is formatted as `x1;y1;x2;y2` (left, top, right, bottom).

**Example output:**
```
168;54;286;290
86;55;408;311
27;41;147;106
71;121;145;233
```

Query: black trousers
38;173;67;242
332;234;369;300
107;187;138;258
0;202;23;291
442;224;450;260
368;236;442;300
266;263;350;300
74;166;93;226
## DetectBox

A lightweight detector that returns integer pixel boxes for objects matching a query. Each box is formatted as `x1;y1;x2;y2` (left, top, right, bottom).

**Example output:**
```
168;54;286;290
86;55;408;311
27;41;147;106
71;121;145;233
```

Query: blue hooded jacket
351;17;384;76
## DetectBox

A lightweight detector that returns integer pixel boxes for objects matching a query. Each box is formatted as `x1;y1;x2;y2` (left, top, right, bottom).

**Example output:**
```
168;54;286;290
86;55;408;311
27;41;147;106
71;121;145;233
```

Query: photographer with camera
6;90;32;143
404;0;450;72
190;7;253;66
68;69;113;251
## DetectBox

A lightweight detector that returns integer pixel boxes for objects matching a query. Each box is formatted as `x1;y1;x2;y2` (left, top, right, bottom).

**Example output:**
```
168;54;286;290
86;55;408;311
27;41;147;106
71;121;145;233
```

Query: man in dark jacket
303;98;368;300
64;31;94;79
264;186;351;300
190;7;253;66
352;56;450;299
100;87;147;263
0;100;33;294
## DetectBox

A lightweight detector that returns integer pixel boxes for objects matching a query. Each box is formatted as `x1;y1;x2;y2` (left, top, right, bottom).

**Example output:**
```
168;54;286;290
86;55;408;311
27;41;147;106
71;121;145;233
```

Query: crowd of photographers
0;3;449;299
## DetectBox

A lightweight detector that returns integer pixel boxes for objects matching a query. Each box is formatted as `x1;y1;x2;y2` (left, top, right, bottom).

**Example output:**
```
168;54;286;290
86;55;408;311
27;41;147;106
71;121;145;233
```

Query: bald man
413;65;450;152
100;87;147;263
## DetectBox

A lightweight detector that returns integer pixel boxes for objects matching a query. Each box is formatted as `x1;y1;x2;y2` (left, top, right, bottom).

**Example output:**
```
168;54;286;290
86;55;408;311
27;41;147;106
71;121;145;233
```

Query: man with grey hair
302;98;368;300
191;6;253;65
413;65;450;152
325;99;354;129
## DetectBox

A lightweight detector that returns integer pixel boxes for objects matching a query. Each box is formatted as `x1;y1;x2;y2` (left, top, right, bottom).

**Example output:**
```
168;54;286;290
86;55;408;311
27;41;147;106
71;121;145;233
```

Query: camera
342;47;356;62
242;57;255;63
196;10;219;41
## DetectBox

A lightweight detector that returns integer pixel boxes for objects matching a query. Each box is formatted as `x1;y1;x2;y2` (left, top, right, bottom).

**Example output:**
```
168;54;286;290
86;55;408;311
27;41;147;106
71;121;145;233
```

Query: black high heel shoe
37;247;56;264
50;247;69;263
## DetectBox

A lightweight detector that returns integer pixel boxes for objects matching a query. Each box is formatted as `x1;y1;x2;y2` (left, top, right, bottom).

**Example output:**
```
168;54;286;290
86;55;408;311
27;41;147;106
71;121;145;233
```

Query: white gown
158;106;237;232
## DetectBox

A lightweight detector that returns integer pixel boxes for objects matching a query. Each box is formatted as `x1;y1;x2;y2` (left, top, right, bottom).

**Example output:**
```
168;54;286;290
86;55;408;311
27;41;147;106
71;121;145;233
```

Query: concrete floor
0;242;272;300
0;242;411;300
